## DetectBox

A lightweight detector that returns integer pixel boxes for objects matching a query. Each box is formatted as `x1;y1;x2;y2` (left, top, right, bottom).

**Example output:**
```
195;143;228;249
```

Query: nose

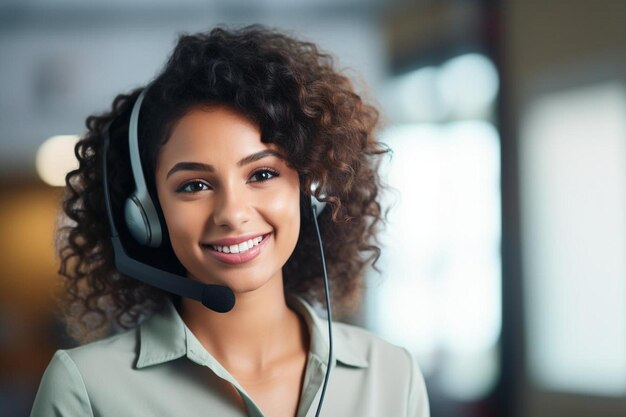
211;184;251;229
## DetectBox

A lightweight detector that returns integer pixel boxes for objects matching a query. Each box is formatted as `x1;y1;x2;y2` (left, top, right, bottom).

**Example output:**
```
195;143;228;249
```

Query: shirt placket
185;328;266;417
297;355;326;417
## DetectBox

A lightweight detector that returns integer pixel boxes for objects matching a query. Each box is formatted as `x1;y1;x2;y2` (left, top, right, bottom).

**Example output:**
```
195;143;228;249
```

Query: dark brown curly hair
57;25;388;343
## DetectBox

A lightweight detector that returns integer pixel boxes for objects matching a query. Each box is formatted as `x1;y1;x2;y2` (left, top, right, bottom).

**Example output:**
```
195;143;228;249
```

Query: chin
188;266;281;295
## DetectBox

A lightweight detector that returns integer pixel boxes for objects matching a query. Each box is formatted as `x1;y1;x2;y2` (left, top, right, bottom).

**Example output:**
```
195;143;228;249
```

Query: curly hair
57;25;388;343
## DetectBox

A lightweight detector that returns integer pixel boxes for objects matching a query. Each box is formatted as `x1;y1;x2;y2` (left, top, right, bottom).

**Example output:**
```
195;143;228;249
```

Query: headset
102;86;333;416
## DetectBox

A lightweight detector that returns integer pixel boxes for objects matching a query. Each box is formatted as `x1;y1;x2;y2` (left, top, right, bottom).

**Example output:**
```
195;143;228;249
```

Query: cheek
163;209;187;239
263;189;301;241
159;199;202;246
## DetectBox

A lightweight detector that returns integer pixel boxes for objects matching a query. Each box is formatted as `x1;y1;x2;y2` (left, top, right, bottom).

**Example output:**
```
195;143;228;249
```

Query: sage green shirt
31;297;429;417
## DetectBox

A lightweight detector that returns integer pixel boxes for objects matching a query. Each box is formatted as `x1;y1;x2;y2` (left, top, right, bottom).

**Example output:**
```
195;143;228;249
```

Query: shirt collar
287;295;369;368
136;295;368;370
136;300;186;368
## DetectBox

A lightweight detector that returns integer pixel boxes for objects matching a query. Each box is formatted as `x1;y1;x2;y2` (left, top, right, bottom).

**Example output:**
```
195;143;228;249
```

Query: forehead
157;106;280;166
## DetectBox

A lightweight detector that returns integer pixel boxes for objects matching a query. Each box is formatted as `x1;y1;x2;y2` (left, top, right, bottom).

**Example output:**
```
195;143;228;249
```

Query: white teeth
211;235;266;254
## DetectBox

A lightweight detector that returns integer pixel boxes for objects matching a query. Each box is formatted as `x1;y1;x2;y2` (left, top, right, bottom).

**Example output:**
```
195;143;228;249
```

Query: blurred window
369;53;502;401
520;81;626;396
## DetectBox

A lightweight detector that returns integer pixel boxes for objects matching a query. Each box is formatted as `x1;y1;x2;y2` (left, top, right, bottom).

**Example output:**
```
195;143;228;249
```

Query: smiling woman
30;25;430;417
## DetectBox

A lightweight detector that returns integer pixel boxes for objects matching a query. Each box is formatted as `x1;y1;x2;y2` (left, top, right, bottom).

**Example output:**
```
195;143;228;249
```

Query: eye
176;180;210;193
249;168;279;183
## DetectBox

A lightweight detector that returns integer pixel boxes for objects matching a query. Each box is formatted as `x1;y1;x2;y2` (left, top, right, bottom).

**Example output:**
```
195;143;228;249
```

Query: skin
155;106;308;417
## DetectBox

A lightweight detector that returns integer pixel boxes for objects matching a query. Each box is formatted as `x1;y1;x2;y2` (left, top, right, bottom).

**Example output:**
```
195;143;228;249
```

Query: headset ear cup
125;195;152;246
300;189;326;221
311;195;326;218
125;192;163;247
310;181;327;218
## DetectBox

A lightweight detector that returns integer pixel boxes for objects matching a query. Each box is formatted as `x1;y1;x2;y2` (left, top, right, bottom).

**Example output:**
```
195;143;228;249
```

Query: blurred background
1;0;625;416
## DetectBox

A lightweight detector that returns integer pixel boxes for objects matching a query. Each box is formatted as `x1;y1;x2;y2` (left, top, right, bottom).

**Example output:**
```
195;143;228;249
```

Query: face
155;106;301;295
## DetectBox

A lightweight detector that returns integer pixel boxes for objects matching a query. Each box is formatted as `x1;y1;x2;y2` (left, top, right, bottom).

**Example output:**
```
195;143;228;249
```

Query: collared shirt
30;296;429;417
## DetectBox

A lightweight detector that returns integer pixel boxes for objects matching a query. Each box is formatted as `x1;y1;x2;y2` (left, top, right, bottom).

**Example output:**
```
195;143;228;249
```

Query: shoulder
55;325;145;393
332;321;430;417
62;327;139;368
333;320;411;367
30;328;138;417
333;321;404;352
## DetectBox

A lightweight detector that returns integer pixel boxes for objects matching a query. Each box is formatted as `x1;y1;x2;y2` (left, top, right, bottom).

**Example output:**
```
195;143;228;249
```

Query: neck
179;276;306;373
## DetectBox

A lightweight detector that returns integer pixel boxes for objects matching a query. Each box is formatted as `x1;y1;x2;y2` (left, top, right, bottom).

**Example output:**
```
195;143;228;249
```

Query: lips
201;233;271;265
206;234;269;254
204;232;269;246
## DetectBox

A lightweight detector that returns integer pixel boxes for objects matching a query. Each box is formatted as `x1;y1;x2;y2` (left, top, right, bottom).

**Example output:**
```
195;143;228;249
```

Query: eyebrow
166;149;284;179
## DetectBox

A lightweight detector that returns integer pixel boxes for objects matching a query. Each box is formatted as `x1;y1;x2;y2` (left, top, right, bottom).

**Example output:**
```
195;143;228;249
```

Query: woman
31;26;429;417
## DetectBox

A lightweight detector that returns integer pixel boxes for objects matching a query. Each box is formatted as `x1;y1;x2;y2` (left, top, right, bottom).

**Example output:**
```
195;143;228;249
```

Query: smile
210;235;267;254
201;234;271;265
